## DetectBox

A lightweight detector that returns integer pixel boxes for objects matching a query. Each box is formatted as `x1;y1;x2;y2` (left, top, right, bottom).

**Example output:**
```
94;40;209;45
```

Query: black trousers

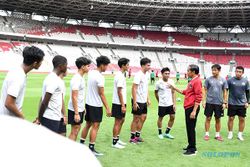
185;106;200;152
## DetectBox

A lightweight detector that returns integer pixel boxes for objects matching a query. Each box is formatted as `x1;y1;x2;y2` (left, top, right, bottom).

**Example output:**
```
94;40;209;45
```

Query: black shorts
59;118;66;134
204;103;224;118
131;99;148;115
158;105;175;117
85;104;103;123
112;104;126;119
41;117;61;134
177;78;180;81
227;105;246;117
68;109;84;125
151;78;155;81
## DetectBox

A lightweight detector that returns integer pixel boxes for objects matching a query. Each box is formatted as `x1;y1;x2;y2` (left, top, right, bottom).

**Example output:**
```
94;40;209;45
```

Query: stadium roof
0;0;250;28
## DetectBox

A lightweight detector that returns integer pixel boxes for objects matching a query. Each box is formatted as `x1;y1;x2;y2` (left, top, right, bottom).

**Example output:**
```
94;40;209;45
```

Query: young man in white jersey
68;57;91;141
80;56;111;156
130;57;151;144
155;67;176;139
0;46;44;118
37;55;68;134
111;58;130;149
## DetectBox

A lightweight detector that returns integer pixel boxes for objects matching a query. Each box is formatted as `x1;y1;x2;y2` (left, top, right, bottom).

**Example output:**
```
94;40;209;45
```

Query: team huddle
0;46;249;157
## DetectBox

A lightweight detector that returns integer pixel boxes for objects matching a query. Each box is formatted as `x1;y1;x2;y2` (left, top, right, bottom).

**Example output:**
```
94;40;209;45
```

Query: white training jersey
68;73;85;112
86;70;105;107
112;71;127;105
133;70;149;103
0;66;26;116
42;72;64;121
155;79;175;107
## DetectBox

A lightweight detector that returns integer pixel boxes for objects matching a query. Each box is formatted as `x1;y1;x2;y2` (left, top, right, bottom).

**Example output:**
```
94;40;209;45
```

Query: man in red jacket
171;64;202;156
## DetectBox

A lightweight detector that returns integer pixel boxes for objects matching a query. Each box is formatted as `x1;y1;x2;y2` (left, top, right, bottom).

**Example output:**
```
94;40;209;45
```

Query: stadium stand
1;16;250;78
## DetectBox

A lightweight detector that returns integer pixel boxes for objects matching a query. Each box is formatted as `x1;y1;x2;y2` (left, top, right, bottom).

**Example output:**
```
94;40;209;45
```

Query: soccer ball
177;97;181;102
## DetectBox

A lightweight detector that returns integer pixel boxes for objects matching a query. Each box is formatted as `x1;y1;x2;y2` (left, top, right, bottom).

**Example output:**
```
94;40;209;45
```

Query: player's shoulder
205;76;213;81
155;79;162;85
168;78;174;83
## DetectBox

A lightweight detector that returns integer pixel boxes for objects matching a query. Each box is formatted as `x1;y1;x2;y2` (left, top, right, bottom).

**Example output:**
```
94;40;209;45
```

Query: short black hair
75;57;91;69
52;55;67;68
96;56;110;67
236;66;244;72
161;67;170;74
118;58;129;68
22;46;44;65
140;57;151;66
189;64;199;74
211;64;221;71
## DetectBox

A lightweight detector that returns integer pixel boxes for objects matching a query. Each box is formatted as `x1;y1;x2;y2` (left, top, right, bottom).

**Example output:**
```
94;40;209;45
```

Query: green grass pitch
0;72;249;167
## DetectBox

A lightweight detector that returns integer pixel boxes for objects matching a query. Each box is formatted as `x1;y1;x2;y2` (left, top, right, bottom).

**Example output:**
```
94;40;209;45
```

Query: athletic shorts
131;99;148;115
41;117;61;134
59;118;66;134
204;103;224;118
227;105;246;117
111;103;126;119
85;104;103;123
158;105;175;117
68;109;84;125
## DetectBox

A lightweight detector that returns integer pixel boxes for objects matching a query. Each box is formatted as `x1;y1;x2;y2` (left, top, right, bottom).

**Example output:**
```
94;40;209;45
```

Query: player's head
118;58;130;71
187;64;199;78
140;57;151;72
75;57;91;73
96;56;110;72
211;64;221;77
22;46;45;69
235;66;244;79
161;67;170;80
52;55;68;74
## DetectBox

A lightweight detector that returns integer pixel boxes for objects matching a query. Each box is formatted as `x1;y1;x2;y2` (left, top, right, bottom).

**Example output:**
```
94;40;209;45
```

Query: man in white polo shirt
155;67;176;140
0;46;44;118
111;58;130;149
80;56;111;156
37;55;68;134
68;57;91;141
130;57;151;144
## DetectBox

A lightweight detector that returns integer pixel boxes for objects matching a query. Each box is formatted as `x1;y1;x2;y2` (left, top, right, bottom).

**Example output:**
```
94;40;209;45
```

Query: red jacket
182;75;202;109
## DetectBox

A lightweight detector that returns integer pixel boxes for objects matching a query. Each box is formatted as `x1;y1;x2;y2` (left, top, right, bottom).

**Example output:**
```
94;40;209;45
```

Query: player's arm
147;90;151;106
61;94;67;124
154;90;159;102
33;97;42;124
246;90;250;109
5;95;24;119
172;88;176;112
245;81;250;108
118;87;126;113
171;86;184;95
132;83;139;111
38;92;52;121
202;88;207;108
222;88;228;109
98;87;111;117
72;90;81;122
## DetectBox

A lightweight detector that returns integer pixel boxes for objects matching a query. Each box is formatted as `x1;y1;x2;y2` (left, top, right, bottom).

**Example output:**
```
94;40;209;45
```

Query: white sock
205;132;209;136
215;132;220;137
228;131;233;135
238;132;243;137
